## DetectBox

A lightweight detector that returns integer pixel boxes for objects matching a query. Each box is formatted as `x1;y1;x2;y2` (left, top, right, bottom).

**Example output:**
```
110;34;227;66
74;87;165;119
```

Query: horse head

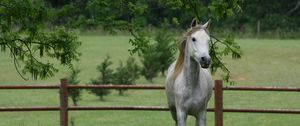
186;19;211;68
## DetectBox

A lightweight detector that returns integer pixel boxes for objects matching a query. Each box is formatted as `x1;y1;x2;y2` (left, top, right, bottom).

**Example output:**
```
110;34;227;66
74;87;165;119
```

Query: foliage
0;0;81;80
237;0;300;38
139;27;177;82
90;56;140;97
128;31;151;55
210;34;241;84
113;57;140;95
140;46;160;82
154;28;177;75
44;0;300;37
67;68;81;106
89;56;113;101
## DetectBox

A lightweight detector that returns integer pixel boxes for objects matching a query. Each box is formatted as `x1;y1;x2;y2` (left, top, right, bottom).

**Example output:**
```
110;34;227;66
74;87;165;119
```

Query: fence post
60;79;68;126
214;80;223;126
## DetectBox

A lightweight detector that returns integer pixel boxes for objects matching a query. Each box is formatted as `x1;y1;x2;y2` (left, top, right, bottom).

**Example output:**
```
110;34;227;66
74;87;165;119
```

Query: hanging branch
6;44;29;80
209;38;230;73
183;0;242;83
210;35;242;59
209;34;241;84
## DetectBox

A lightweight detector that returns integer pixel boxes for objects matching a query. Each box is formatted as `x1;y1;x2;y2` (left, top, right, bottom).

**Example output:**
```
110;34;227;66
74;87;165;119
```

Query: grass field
0;36;300;126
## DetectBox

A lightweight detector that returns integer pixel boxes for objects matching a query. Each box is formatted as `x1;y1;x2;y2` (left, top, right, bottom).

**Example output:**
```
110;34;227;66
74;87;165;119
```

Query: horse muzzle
200;56;211;69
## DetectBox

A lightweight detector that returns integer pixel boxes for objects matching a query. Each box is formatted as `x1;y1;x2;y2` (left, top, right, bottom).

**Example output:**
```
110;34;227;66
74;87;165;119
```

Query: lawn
0;36;300;126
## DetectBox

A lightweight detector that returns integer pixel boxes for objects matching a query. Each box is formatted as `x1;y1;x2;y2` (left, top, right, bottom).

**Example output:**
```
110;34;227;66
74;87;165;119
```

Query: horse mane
172;26;209;79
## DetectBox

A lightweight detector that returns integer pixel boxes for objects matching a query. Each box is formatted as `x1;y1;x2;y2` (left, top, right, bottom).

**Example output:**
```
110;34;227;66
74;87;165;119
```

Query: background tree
239;0;300;38
0;0;81;80
89;56;113;101
113;57;140;95
67;68;81;106
140;46;161;82
154;27;177;76
139;27;177;82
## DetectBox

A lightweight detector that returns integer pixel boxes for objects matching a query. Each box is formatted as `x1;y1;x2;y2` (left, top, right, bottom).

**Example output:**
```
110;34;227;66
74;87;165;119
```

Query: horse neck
183;44;200;86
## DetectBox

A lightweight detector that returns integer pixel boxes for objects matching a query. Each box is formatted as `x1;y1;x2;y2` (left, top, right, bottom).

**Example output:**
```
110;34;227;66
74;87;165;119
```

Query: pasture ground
0;36;300;126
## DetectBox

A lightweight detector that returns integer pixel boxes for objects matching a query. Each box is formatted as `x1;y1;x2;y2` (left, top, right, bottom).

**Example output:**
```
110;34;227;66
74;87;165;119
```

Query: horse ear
190;18;198;28
202;19;211;29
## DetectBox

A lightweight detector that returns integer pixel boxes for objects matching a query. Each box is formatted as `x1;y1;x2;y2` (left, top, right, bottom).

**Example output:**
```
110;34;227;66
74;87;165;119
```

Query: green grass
0;36;300;126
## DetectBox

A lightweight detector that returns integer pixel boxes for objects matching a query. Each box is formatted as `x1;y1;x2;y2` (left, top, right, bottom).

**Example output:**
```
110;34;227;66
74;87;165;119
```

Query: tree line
45;0;300;38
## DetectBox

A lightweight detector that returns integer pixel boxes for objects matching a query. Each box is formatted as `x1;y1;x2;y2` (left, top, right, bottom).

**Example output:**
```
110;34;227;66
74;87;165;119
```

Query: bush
140;47;161;82
140;28;176;82
67;68;81;106
154;29;176;75
89;56;113;101
113;57;140;95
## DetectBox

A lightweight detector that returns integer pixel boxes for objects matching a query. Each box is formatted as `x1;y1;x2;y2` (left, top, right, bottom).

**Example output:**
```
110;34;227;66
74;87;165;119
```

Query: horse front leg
176;108;187;126
169;107;178;126
196;110;207;126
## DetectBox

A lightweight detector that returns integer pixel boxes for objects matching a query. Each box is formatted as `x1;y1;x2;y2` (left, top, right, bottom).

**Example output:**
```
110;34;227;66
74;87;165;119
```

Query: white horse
165;19;213;126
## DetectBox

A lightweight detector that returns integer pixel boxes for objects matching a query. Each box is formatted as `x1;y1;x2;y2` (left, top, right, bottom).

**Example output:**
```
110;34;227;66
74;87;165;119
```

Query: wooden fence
0;79;300;126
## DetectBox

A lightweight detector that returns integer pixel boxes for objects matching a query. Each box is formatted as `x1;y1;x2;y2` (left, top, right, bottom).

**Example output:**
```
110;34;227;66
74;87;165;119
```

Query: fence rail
0;79;299;126
0;85;59;89
223;86;300;92
1;84;300;91
1;106;300;114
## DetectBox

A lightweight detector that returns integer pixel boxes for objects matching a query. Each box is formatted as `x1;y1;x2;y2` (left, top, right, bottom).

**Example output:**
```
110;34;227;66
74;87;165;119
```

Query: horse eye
192;37;196;42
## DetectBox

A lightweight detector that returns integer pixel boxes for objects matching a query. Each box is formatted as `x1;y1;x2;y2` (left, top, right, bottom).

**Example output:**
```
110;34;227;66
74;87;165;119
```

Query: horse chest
185;86;206;107
177;83;209;113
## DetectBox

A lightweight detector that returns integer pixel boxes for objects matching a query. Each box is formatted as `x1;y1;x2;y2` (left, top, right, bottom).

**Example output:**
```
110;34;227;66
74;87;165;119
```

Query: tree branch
209;38;230;73
13;38;56;49
6;44;29;80
0;3;9;8
287;0;300;15
210;35;238;54
13;38;45;65
129;29;138;38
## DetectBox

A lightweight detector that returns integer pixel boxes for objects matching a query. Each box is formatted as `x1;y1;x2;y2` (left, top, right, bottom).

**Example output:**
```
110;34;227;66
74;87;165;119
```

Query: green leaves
5;28;82;80
128;1;148;15
0;1;81;80
113;57;140;95
128;30;151;55
208;0;241;20
209;33;242;84
1;0;47;33
131;27;177;82
22;59;58;80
